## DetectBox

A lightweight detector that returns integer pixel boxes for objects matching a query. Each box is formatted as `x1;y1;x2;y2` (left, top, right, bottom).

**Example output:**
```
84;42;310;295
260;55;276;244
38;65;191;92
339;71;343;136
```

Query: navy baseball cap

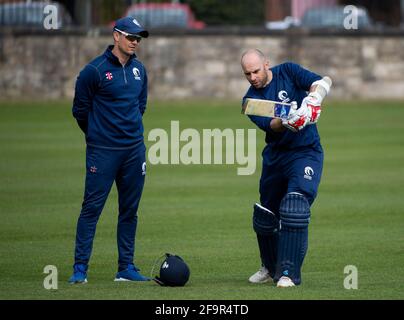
114;16;149;38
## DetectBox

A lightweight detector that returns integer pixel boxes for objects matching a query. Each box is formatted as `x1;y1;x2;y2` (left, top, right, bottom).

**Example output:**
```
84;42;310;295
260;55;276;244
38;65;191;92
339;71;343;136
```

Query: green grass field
0;99;403;300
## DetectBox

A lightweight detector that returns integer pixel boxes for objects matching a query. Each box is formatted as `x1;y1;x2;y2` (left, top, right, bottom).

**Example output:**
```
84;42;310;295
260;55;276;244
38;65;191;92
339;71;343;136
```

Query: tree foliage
184;0;265;26
85;0;265;26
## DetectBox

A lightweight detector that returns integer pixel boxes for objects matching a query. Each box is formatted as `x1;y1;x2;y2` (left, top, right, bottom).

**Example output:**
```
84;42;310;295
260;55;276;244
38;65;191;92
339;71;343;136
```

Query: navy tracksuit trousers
257;146;323;284
74;140;146;269
260;147;323;211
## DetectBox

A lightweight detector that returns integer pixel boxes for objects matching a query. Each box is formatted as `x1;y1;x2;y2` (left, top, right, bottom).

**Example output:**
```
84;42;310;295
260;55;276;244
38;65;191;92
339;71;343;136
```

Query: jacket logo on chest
133;67;141;80
105;72;113;81
278;90;290;103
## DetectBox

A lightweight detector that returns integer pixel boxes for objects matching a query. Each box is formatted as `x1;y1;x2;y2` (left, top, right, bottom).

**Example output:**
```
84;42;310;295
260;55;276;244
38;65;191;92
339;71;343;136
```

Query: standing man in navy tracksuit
69;17;150;283
241;49;331;287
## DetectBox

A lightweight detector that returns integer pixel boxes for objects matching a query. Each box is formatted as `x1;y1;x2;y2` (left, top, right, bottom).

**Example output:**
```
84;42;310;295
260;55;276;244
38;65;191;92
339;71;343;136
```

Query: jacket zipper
122;64;127;84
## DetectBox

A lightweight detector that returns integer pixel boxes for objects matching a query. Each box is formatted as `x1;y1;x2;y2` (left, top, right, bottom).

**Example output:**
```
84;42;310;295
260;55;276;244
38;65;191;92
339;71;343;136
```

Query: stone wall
1;29;404;100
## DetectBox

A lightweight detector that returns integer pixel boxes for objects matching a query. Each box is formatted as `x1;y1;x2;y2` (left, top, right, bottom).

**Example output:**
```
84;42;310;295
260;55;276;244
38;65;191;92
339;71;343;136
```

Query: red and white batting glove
302;93;322;124
282;101;310;132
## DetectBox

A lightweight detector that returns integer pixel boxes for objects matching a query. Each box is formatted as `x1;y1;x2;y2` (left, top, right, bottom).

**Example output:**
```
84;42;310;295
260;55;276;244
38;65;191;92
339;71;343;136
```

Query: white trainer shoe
276;276;295;288
248;266;272;283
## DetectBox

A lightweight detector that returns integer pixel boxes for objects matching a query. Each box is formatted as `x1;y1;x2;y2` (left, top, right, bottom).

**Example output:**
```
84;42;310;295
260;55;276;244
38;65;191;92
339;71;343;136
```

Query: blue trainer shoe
114;264;150;282
68;263;88;284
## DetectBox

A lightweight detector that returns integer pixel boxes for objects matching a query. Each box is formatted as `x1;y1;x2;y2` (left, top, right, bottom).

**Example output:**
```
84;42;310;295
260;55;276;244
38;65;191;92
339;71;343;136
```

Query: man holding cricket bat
240;49;331;287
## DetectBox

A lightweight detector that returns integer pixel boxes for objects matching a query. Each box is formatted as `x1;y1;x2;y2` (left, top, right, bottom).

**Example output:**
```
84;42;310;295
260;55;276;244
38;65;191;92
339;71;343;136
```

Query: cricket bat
242;76;332;119
242;99;296;119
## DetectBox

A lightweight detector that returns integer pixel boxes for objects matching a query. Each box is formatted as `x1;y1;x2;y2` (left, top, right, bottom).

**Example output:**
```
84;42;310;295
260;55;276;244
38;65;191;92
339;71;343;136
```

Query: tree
184;0;265;26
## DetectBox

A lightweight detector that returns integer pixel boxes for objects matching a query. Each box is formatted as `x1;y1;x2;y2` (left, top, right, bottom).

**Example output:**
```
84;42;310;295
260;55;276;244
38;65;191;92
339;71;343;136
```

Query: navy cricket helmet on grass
152;253;190;287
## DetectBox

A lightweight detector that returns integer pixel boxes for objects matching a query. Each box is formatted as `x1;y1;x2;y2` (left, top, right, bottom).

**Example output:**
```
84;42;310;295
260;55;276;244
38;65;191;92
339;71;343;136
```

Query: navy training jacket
72;45;148;149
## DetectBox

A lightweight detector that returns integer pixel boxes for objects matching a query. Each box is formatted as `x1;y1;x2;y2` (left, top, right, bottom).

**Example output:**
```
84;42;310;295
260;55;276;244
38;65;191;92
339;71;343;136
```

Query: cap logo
132;18;141;27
